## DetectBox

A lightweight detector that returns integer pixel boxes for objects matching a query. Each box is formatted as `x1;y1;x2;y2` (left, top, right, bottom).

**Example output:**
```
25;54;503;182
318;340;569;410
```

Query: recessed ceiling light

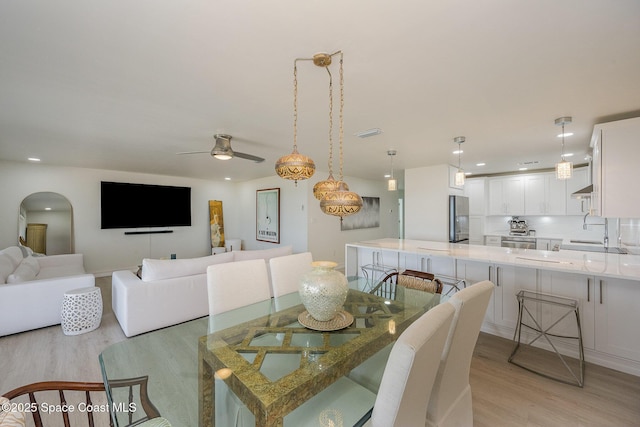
519;167;528;171
557;132;574;138
384;173;391;178
465;172;473;176
45;207;52;211
28;157;41;162
476;162;486;166
564;153;574;157
354;128;382;138
452;149;463;155
224;177;231;181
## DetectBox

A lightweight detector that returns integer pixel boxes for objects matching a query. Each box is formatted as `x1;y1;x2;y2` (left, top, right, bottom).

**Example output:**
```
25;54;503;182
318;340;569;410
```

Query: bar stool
509;290;584;387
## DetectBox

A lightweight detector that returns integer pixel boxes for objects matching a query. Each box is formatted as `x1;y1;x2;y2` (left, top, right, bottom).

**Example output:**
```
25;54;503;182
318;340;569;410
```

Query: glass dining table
99;279;443;427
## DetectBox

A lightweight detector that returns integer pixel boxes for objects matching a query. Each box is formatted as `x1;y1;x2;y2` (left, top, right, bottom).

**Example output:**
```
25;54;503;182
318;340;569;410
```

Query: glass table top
100;280;442;427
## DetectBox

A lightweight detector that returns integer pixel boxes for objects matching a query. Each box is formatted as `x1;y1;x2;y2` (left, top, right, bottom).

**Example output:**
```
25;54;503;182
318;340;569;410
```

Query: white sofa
0;246;95;336
111;246;293;337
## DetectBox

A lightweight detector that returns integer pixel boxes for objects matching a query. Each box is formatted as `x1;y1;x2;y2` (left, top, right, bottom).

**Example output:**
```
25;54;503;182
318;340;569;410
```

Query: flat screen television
101;181;192;229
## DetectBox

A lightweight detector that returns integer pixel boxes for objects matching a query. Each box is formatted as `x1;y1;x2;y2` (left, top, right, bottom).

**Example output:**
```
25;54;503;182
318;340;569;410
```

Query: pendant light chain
292;62;298;152
339;52;344;181
327;66;334;176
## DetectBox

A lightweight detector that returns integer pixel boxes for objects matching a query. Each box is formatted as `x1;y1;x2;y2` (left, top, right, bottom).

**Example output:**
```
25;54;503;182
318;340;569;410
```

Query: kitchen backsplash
485;216;640;252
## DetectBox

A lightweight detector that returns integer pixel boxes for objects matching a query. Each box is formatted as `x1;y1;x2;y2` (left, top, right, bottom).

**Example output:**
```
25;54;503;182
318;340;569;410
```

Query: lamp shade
320;182;363;218
387;178;397;191
313;174;347;200
556;159;573;180
275;148;315;184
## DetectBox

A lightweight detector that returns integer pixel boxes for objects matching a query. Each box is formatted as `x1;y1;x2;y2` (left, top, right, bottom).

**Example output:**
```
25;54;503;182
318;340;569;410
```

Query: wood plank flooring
1;276;639;426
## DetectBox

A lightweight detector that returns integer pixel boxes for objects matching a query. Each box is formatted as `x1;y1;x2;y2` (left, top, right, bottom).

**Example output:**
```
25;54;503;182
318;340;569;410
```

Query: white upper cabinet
524;172;566;215
464;178;486;216
591;117;640;218
488;176;525;216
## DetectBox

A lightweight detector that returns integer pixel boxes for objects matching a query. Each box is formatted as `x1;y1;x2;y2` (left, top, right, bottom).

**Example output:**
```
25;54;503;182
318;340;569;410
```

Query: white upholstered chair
206;258;271;315
284;301;456;427
268;251;313;298
426;280;495;427
206;258;272;427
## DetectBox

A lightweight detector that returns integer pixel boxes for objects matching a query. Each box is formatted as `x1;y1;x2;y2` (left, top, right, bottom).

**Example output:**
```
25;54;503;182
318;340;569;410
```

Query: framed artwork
256;188;280;243
341;196;380;231
209;200;225;248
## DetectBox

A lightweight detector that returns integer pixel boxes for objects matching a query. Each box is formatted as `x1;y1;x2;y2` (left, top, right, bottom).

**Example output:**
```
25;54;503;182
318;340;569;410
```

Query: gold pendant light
319;52;362;219
313;53;348;200
555;116;573;180
275;62;315;185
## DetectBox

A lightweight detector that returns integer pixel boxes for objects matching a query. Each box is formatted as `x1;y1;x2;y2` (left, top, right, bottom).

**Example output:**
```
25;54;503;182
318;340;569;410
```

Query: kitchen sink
560;245;628;254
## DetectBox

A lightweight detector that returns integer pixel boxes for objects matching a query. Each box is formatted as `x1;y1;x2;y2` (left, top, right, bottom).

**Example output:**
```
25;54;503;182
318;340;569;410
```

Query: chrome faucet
583;213;609;249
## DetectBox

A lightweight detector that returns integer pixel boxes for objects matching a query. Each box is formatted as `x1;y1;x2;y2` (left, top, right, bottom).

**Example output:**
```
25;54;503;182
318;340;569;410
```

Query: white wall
0;161;396;274
0;160;236;275
307;173;400;269
405;164;463;242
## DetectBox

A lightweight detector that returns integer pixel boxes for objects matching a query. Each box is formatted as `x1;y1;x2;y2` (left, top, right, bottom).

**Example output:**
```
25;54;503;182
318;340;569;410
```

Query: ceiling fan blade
176;150;210;155
234;151;265;163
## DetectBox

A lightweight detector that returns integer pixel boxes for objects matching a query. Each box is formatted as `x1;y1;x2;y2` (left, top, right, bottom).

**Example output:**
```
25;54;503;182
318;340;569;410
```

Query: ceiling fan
177;134;265;163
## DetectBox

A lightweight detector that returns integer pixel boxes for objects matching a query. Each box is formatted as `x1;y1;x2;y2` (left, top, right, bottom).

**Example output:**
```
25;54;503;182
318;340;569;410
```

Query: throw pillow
0;396;26;426
0;254;15;284
397;274;439;293
6;261;38;283
1;247;24;269
21;256;40;275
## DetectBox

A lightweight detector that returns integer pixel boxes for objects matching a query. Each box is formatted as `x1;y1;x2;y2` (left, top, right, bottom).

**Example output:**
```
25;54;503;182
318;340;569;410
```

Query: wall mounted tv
101;181;192;229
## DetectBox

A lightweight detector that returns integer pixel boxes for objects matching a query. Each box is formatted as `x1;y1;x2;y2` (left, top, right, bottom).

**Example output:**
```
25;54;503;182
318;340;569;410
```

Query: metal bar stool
509;290;585;387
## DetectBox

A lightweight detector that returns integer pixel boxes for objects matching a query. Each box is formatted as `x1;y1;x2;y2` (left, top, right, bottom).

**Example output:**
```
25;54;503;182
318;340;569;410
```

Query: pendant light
275;61;315;185
319;52;363;219
555;116;573;180
454;136;465;186
387;150;397;191
313;53;348;200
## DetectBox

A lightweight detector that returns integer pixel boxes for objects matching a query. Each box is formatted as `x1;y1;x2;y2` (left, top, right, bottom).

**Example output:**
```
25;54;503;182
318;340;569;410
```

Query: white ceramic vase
299;261;348;321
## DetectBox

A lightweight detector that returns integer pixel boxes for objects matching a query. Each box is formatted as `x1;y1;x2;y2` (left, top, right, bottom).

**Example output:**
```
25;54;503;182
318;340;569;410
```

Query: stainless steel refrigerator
449;195;469;243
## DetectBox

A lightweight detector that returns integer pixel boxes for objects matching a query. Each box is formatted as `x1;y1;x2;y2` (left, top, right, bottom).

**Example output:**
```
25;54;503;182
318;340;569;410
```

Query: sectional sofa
111;246;292;337
0;246;95;336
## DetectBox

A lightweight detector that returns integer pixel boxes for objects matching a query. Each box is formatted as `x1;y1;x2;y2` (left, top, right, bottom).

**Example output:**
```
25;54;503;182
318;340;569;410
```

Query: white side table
61;286;103;335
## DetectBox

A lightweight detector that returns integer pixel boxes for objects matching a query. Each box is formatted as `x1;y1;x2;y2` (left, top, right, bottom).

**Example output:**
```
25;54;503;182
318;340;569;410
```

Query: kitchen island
345;238;640;377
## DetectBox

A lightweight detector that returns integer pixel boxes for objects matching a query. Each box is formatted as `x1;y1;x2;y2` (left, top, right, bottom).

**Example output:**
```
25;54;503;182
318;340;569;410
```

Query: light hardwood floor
1;276;639;426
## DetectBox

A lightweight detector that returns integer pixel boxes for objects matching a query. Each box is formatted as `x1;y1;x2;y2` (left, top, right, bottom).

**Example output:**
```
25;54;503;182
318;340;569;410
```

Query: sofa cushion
6;261;38;283
141;252;234;282
232;246;293;262
1;246;24;269
18;245;33;258
0;254;15;284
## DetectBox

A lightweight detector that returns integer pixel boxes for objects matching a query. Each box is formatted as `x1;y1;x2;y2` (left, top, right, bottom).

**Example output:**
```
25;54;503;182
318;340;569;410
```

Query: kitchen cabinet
566;167;590;215
536;238;562;251
456;258;537;330
590;117;640;218
593;276;640;361
488;176;525;215
524;173;566;215
464;178;486;216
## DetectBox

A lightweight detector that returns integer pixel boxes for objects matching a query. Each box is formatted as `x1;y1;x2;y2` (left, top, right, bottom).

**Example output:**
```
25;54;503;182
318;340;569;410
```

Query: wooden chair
371;269;443;300
2;376;165;427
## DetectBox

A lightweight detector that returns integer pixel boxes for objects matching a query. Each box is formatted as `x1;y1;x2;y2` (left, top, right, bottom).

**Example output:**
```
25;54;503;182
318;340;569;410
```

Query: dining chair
283;301;456;427
206;258;271;315
206;258;272;427
349;269;443;393
269;251;313;298
426;280;495;427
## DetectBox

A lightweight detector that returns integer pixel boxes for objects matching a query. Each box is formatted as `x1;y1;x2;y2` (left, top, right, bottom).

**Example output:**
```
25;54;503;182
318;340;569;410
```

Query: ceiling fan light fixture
211;134;234;160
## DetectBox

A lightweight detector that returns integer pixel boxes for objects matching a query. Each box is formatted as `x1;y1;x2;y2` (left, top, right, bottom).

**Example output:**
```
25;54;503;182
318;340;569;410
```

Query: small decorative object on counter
299;261;348;322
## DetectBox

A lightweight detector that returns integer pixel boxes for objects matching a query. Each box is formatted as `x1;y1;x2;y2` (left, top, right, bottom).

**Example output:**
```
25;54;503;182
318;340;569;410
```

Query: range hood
571;184;593;199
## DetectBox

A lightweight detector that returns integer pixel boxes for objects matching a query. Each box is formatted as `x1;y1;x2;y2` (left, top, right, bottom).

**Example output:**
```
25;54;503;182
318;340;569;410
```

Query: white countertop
346;238;640;281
